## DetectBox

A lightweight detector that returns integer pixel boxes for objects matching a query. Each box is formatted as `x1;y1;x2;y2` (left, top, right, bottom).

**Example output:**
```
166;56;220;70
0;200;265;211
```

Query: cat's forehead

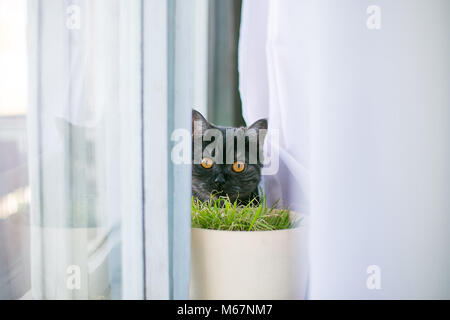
200;126;250;145
210;125;247;135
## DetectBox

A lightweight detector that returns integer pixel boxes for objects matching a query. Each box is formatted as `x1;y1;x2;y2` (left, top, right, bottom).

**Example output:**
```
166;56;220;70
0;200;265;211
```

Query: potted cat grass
189;194;308;300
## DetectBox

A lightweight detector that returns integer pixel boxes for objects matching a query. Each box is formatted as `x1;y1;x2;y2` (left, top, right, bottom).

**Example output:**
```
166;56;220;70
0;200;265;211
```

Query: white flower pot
189;217;308;300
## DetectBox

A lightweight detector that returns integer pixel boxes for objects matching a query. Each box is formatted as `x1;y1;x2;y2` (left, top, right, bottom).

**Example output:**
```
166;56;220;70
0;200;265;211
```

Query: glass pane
0;0;30;299
0;0;145;299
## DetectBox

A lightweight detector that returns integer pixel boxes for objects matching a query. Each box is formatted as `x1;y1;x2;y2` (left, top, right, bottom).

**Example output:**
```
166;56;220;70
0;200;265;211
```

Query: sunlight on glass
0;0;27;116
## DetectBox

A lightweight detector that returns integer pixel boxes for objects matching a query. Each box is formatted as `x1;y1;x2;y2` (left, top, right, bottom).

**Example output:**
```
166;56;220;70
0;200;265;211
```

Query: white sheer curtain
239;0;310;214
239;0;450;299
27;0;192;300
27;0;144;299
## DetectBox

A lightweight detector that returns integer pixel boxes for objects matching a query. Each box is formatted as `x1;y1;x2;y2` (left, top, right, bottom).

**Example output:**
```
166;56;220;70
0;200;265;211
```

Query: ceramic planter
190;217;308;299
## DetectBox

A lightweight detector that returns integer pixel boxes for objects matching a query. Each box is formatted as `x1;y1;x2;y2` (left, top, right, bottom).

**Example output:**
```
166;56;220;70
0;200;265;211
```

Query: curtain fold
27;0;193;300
27;0;144;299
239;0;450;299
239;0;310;214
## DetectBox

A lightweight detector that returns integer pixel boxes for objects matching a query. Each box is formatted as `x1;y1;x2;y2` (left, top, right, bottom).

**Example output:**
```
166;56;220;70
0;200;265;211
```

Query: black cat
191;110;267;205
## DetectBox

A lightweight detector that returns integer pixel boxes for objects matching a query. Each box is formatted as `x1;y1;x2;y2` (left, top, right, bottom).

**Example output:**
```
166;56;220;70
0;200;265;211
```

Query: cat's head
191;109;267;203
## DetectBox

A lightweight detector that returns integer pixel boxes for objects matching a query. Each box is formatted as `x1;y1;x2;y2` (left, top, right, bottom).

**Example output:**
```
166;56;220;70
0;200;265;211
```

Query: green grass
191;194;301;231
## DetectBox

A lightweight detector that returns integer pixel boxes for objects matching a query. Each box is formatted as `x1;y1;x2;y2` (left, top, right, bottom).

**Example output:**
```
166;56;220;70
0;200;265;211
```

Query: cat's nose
214;174;226;186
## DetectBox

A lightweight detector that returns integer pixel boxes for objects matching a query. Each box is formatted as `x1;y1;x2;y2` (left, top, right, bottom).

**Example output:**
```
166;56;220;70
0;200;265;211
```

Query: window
1;0;199;300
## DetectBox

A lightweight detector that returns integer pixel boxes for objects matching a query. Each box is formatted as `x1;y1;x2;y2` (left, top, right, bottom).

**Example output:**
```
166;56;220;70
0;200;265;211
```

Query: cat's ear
248;118;268;142
192;109;210;134
248;118;268;131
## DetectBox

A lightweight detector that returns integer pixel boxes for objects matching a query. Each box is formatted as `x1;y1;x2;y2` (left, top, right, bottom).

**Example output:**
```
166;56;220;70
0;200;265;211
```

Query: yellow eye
201;157;214;169
232;161;245;173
